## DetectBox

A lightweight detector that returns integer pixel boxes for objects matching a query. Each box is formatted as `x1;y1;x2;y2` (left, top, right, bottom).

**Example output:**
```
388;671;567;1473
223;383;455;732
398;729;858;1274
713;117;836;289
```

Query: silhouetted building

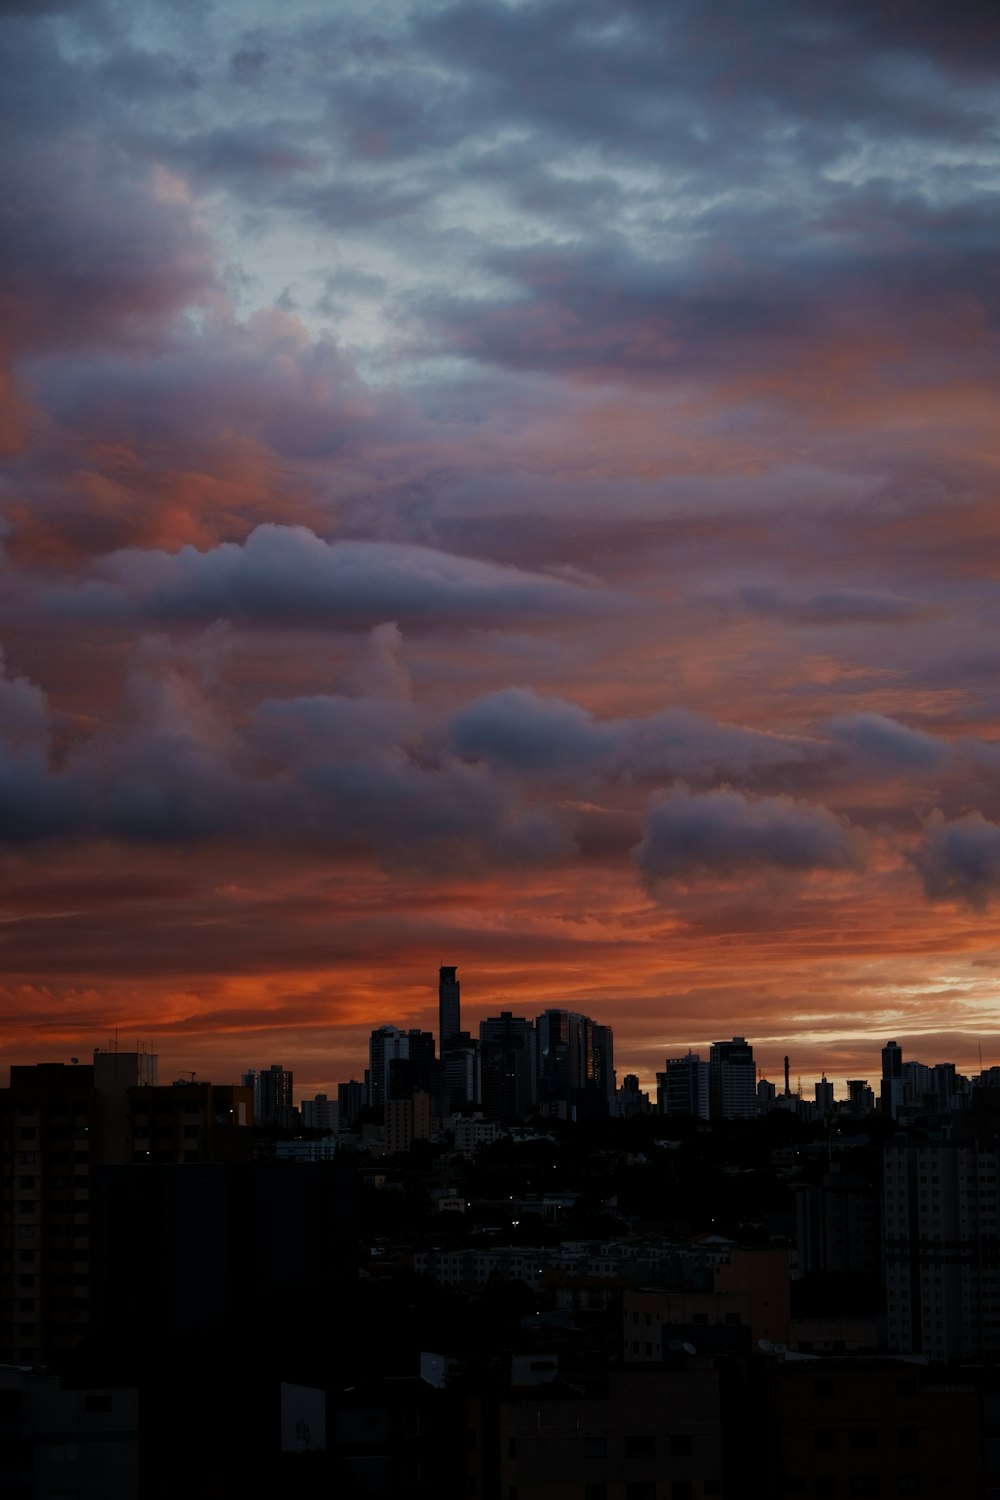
657;1051;710;1119
767;1357;984;1498
439;965;461;1051
884;1137;1000;1360
0;1366;139;1499
480;1013;536;1119
127;1081;253;1164
0;1052;155;1368
536;1009;615;1118
367;1026;411;1114
337;1079;365;1130
440;1031;480;1112
846;1078;875;1116
617;1074;650;1118
880;1038;904;1120
385;1091;432;1154
246;1064;293;1129
301;1093;337;1131
795;1166;881;1279
815;1074;834;1119
387;1031;437;1100
709;1037;757;1120
470;1368;724;1500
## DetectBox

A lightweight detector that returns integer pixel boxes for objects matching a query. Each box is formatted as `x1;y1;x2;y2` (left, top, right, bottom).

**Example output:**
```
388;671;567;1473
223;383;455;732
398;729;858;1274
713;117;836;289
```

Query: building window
48;1443;80;1461
669;1434;692;1457
625;1435;656;1458
849;1429;878;1450
585;1437;607;1458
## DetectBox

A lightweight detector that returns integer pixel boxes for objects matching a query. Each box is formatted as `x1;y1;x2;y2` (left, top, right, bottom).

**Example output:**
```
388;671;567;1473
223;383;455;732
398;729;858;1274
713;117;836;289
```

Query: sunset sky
3;0;1000;1100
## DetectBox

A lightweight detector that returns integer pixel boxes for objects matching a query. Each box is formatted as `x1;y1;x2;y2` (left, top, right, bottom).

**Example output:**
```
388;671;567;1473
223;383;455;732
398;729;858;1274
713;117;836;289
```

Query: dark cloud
451;688;611;774
914;811;1000;908
826;713;948;772
0;652;575;869
741;587;933;626
452;688;822;785
636;785;867;888
42;524;595;626
0;134;216;359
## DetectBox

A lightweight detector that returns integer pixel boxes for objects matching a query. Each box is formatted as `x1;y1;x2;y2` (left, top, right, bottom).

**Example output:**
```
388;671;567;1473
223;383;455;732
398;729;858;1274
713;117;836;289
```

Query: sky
2;0;1000;1101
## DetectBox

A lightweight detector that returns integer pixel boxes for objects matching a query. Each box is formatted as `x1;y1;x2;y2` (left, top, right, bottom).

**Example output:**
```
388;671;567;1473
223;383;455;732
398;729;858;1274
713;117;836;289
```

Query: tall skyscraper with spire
439;965;461;1051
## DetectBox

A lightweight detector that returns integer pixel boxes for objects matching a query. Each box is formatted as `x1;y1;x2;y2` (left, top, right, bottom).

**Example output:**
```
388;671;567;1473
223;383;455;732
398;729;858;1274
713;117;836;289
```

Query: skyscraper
708;1037;757;1120
535;1009;614;1118
881;1039;904;1120
480;1013;537;1120
439;966;461;1051
251;1064;293;1129
367;1026;410;1114
658;1052;710;1120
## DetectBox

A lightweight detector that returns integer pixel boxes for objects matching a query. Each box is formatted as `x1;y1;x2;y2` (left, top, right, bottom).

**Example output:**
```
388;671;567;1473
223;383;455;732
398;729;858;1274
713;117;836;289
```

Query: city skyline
3;4;1000;1095
9;996;995;1112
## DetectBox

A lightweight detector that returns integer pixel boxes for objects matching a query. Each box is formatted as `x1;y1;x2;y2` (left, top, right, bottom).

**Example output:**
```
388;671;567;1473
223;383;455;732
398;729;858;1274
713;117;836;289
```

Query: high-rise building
367;1026;408;1114
708;1037;757;1120
814;1075;834;1119
0;1050;157;1368
884;1138;1000;1361
591;1022;617;1116
440;1032;480;1112
387;1031;437;1101
244;1064;293;1129
880;1039;904;1120
617;1075;650;1118
535;1010;614;1118
480;1013;537;1120
368;1027;439;1115
439;966;461;1051
301;1094;338;1131
337;1079;366;1130
657;1052;710;1120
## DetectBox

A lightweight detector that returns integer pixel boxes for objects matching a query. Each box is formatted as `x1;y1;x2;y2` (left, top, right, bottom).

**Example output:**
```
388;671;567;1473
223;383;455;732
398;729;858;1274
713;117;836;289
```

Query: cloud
913;810;1000;908
826;713;948;772
451;688;821;784
742;587;932;626
0;646;576;869
636;784;867;888
451;687;613;774
42;524;595;626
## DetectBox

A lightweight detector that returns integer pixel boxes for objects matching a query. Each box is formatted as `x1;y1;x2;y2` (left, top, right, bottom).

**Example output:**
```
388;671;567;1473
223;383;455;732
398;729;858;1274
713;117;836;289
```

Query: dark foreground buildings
6;1013;1000;1496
